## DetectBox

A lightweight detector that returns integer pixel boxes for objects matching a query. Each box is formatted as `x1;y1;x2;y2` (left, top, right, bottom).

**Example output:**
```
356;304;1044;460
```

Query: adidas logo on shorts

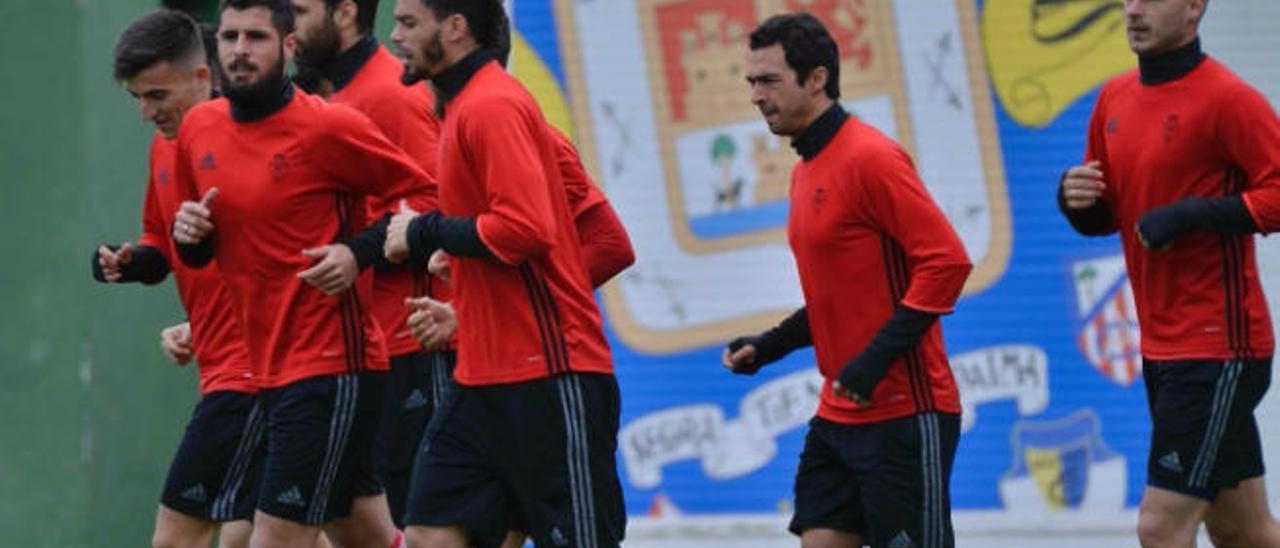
276;486;306;507
1159;451;1184;473
404;389;428;411
181;484;207;503
888;531;915;548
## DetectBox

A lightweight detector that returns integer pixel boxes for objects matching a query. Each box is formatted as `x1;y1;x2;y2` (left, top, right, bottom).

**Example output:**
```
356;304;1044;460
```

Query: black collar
1139;37;1205;86
792;102;849;160
430;48;496;117
322;35;378;92
230;82;294;123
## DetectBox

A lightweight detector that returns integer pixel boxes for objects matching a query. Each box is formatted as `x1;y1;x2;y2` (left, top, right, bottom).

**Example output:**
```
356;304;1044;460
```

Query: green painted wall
0;3;412;545
82;0;205;545
0;1;91;545
1;1;198;546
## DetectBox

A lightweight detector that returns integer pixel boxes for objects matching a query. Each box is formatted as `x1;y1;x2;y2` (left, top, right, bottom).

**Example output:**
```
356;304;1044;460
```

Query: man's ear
442;12;468;44
283;32;297;61
806;65;829;95
334;0;358;33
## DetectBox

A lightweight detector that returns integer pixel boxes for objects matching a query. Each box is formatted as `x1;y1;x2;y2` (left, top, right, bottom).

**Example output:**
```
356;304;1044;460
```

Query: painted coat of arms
1071;254;1141;386
561;0;1011;352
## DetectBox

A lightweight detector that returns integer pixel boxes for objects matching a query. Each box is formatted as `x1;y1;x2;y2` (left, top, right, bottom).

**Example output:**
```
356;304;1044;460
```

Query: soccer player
1058;1;1280;546
723;13;971;548
290;0;444;530
407;126;637;350
385;1;625;547
169;1;433;546
91;9;261;548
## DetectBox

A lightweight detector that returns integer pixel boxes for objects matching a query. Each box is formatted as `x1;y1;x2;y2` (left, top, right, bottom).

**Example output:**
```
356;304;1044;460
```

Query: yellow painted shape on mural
510;29;575;141
982;0;1134;128
1025;447;1068;509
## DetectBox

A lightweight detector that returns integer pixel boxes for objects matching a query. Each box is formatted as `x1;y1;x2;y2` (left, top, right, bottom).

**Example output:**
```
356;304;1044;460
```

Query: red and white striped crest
1073;255;1141;386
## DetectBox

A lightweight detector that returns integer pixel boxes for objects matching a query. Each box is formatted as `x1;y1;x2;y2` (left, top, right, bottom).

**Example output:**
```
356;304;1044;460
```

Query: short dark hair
485;4;511;66
320;0;379;34
419;0;505;51
749;12;840;100
113;8;206;81
220;0;295;36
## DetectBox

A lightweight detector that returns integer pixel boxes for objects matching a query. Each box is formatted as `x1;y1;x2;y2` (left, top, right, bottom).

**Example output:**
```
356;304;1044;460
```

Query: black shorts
256;372;385;525
789;412;960;548
160;390;265;522
1143;357;1271;500
405;372;625;548
379;350;456;528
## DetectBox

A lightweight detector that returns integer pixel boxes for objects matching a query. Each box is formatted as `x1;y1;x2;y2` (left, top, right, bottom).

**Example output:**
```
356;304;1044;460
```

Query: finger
118;243;134;263
407;309;427;328
311;266;345;292
720;347;735;368
187;215;215;233
297;263;326;283
177;212;214;235
319;274;348;295
301;246;329;259
200;187;219;208
1085;160;1101;169
1063;181;1105;193
729;346;756;365
98;247;120;269
1062;188;1104;202
1068;166;1105;181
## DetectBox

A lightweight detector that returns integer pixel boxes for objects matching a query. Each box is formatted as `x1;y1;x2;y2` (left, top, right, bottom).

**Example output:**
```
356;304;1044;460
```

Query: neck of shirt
430;48;496;117
792;102;850;161
320;34;378;92
229;81;295;123
1138;36;1205;86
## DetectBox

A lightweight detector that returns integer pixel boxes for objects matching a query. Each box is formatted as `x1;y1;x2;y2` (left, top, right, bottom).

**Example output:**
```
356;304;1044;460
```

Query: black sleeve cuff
119;245;170;284
344;213;393;270
726;307;811;375
1057;171;1116;236
1178;195;1256;234
836;306;938;398
174;224;214;269
1137;195;1257;249
90;244;171;284
407;211;494;260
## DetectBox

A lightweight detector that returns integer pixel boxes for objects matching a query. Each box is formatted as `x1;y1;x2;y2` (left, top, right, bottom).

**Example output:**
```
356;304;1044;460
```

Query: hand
405;296;457;350
1060;161;1106;209
428;249;452;284
384;200;417;264
97;243;135;282
160;322;193;366
298;244;359;295
1136;203;1184;251
830;380;871;408
721;337;761;375
173;188;218;244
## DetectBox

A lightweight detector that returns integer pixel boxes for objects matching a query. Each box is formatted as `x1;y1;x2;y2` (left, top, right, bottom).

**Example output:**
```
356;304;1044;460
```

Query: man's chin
400;66;427;86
